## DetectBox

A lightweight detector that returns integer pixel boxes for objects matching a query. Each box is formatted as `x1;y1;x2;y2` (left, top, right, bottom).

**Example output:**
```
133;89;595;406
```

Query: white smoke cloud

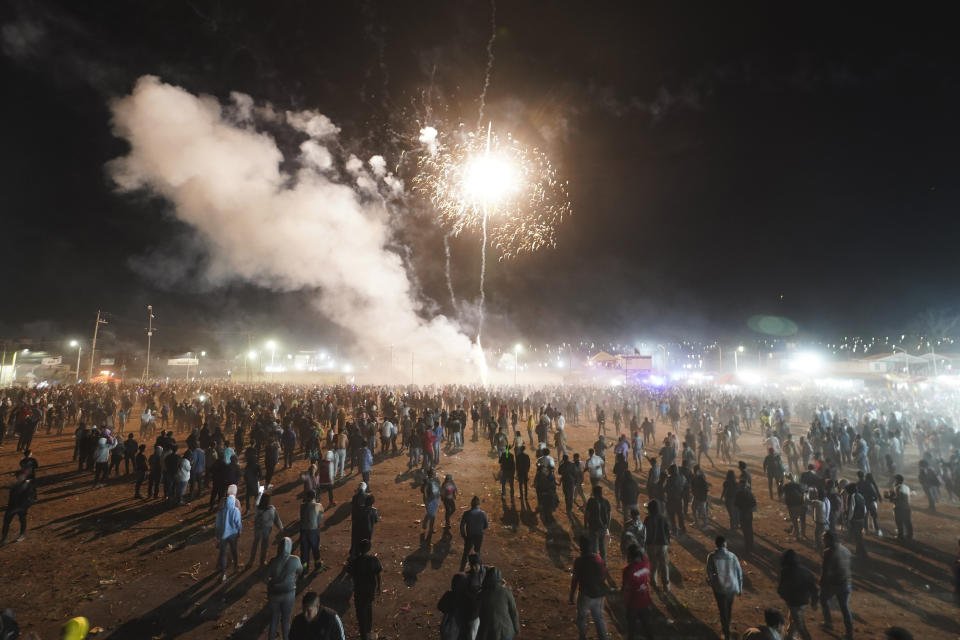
108;75;483;381
285;109;340;139
299;140;333;171
419;126;438;155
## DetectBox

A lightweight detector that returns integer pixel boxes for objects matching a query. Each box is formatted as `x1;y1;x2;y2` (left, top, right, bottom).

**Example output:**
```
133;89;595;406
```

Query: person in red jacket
621;544;653;639
421;429;437;474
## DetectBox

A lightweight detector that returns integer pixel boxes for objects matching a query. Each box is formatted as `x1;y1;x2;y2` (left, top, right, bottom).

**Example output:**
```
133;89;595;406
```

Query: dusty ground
1;416;958;640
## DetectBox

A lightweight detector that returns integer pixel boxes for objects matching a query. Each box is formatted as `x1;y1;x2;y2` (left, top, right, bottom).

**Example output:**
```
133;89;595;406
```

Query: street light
735;345;744;372
70;340;82;383
514;344;523;386
266;340;277;367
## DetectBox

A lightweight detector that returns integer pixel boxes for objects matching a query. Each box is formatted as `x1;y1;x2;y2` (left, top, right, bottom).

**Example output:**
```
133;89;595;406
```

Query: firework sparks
414;123;571;260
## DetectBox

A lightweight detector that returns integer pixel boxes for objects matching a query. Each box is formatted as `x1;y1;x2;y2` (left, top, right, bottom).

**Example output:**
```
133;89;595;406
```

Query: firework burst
413;123;571;260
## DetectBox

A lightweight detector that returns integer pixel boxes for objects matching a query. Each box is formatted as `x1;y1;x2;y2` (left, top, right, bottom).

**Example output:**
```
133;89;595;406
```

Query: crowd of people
1;380;959;640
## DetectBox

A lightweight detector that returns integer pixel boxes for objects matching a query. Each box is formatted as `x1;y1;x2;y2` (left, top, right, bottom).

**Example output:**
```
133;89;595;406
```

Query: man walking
499;447;516;501
783;474;806;540
516;445;531;506
459;496;489;571
215;487;243;582
569;536;609;640
621;544;653;640
585;485;612;561
820;531;854;639
735;479;757;555
643;499;672;591
0;470;35;545
300;490;324;572
706;535;743;640
347;538;382;640
778;548;818;640
890;474;913;542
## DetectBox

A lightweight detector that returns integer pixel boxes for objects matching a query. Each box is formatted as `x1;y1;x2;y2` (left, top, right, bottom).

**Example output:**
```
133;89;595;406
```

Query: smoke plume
108;75;482;381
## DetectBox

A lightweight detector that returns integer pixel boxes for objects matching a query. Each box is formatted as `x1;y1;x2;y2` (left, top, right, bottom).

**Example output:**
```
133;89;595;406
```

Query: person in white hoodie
175;454;191;505
215;486;243;582
93;436;113;488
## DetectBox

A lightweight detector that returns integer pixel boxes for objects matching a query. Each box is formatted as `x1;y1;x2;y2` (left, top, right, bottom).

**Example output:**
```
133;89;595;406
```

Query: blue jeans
820;585;852;634
269;591;295;640
576;594;608;640
300;529;320;568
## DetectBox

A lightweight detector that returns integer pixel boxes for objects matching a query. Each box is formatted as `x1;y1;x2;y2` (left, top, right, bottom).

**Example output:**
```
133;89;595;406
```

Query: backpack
850;493;867;520
621;520;646;553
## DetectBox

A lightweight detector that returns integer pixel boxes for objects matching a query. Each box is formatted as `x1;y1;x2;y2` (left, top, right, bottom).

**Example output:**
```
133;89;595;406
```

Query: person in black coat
1;471;36;544
778;549;818;640
734;479;757;555
516;446;531;505
498;448;516;501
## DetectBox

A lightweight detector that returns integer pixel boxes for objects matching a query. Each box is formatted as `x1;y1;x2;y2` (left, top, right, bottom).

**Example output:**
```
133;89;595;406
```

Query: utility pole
88;310;108;382
144;305;156;380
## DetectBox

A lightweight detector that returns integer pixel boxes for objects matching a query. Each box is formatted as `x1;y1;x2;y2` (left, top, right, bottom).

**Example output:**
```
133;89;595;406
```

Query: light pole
88;310;108;382
144;305;155;380
735;345;744;372
657;344;667;372
514;343;522;386
70;340;82;383
267;340;277;368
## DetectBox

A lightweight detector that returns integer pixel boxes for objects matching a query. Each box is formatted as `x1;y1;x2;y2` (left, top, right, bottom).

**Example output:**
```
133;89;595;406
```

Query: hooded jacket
176;457;192;484
476;567;520;640
93;438;111;464
266;537;303;596
215;495;243;540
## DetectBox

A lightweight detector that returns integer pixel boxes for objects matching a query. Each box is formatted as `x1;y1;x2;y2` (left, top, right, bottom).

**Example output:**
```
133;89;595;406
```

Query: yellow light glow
463;154;518;205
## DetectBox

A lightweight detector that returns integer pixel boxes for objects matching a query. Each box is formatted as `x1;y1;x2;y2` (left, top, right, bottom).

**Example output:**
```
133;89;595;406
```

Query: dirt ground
1;415;958;640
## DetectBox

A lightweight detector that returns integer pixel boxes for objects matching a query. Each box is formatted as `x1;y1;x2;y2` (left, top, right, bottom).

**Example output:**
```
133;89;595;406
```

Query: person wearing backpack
249;493;284;568
620;508;646;556
499;446;516;501
569;535;610;640
441;473;458;529
422;469;441;534
846;484;868;559
585;485;612;560
706;535;743;640
318;450;336;506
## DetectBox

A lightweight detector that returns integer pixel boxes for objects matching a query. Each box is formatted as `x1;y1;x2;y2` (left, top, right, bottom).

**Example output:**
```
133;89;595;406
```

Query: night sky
2;1;959;354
